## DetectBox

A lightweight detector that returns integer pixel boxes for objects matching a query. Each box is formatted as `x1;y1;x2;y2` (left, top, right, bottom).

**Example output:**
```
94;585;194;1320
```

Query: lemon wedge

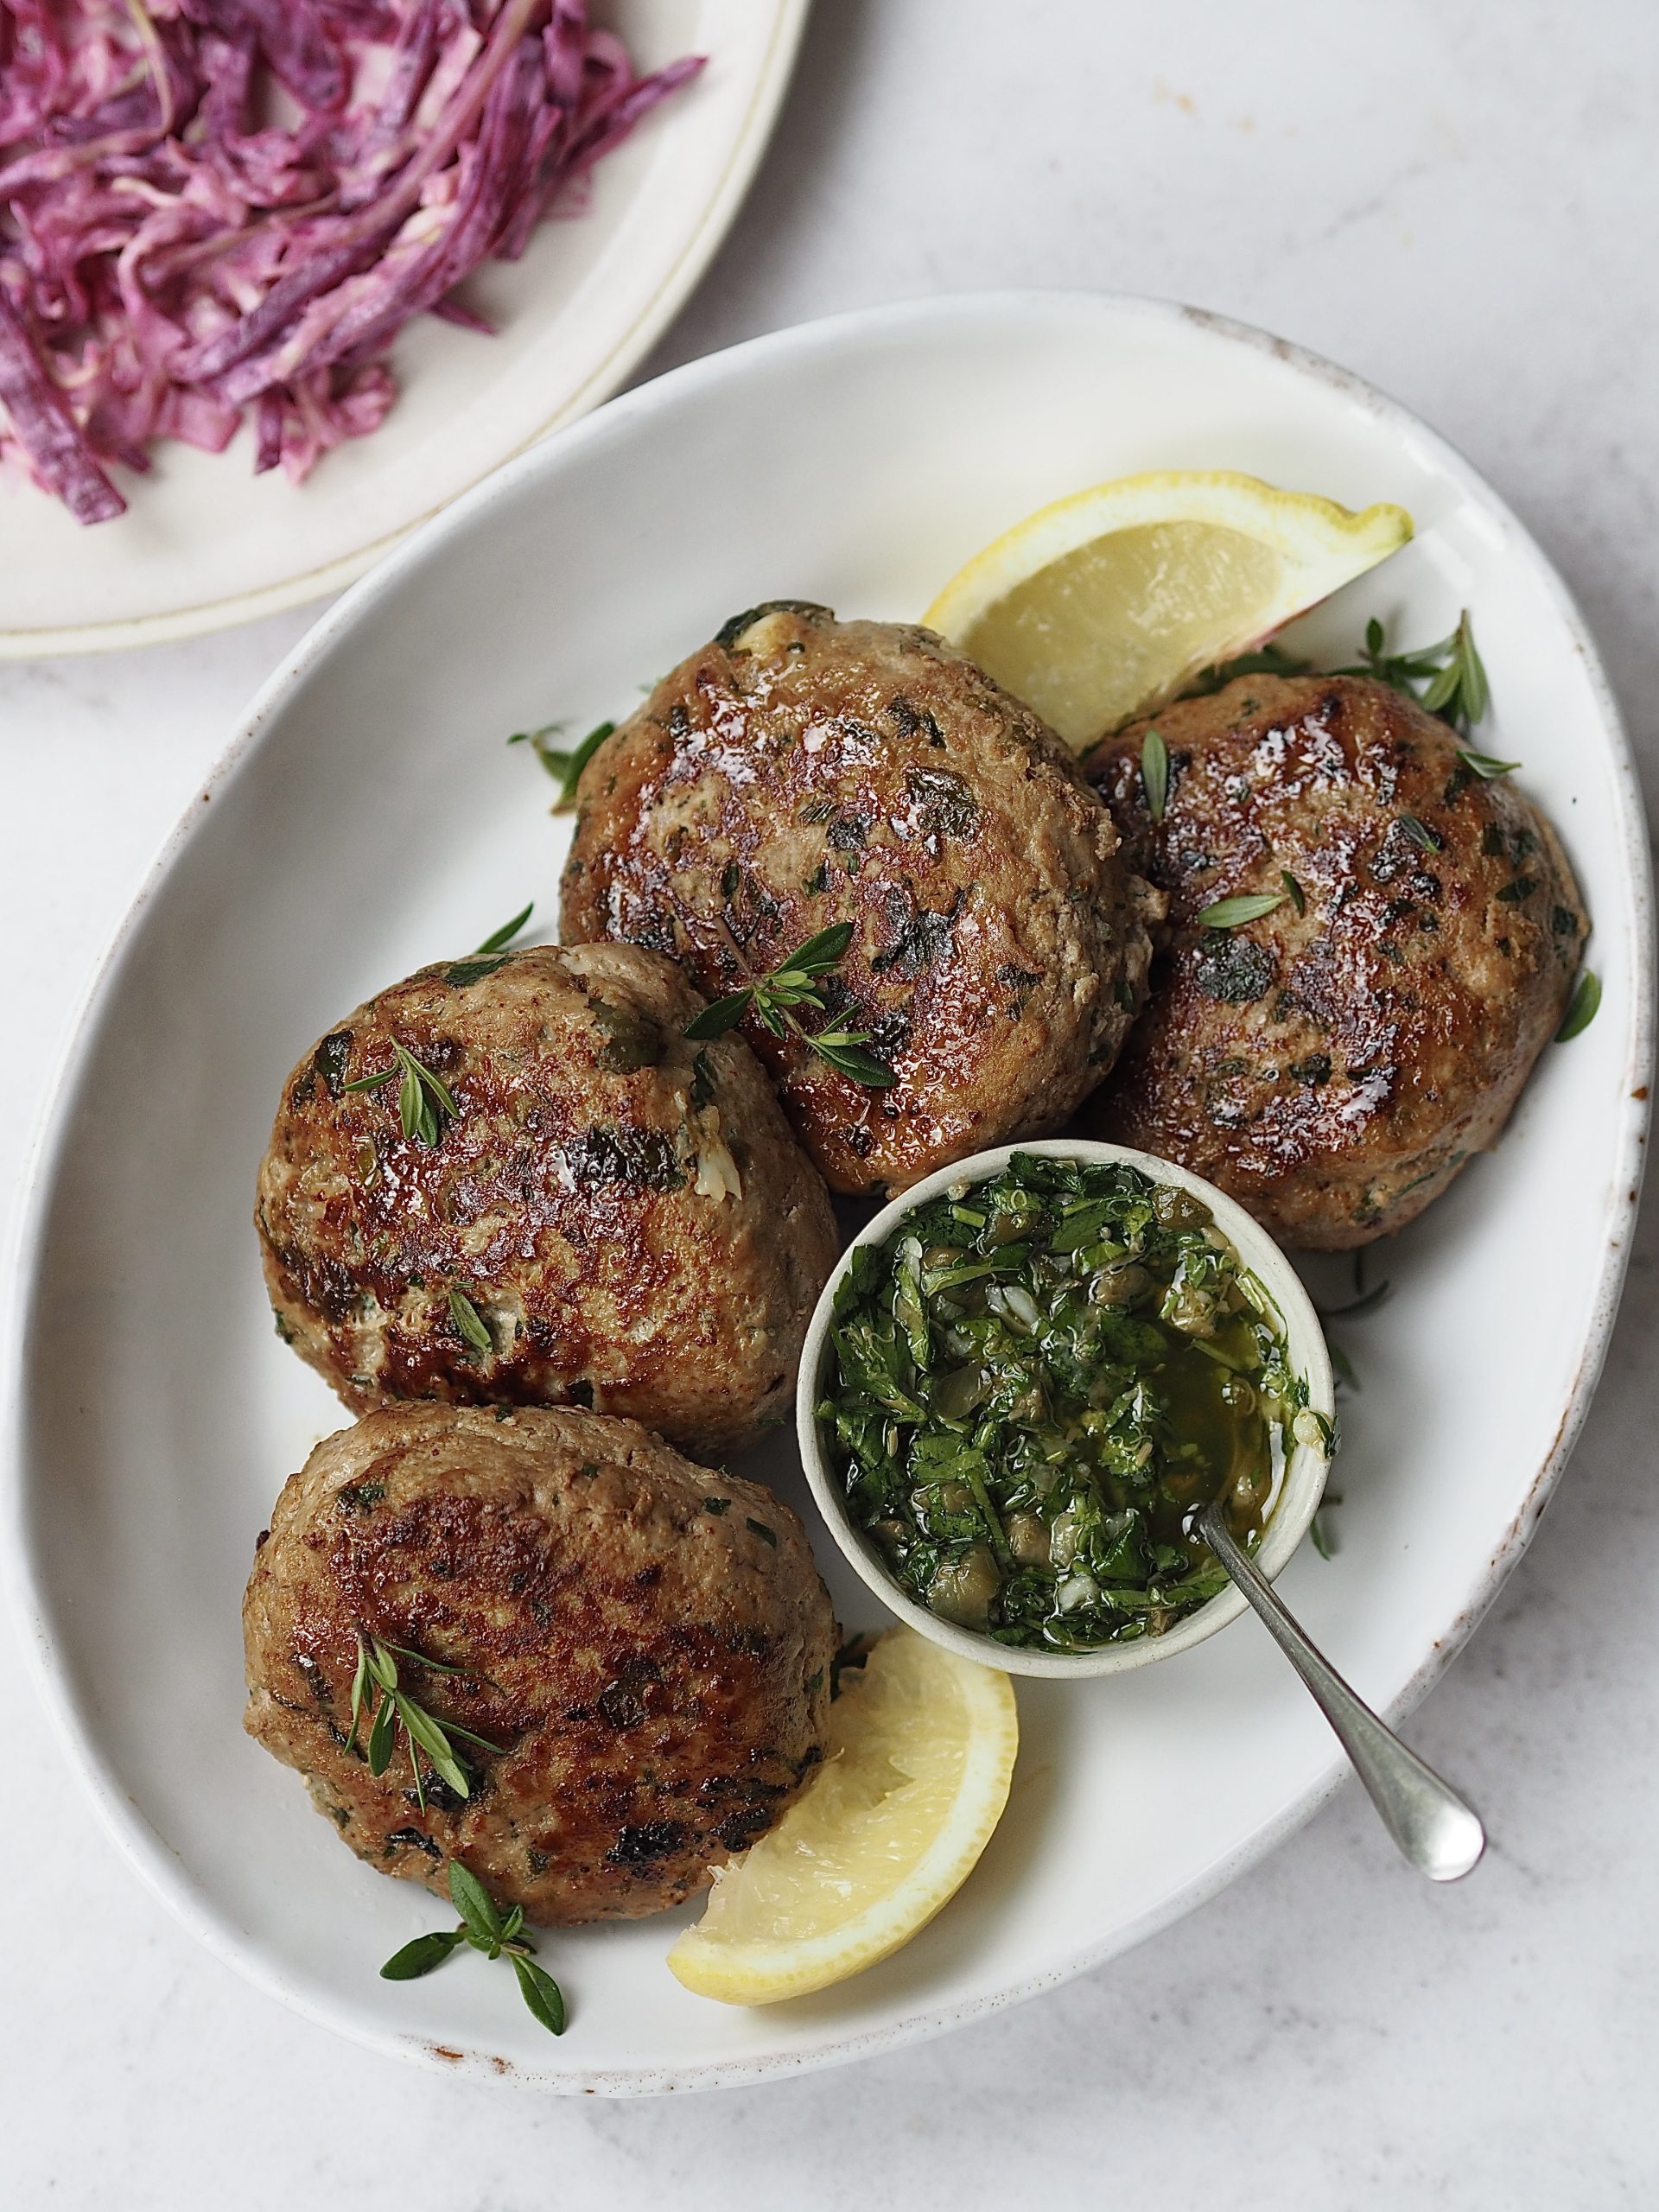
924;469;1413;749
666;1628;1018;2005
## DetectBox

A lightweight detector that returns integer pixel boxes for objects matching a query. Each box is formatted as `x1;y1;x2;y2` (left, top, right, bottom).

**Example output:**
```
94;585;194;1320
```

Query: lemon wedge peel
666;1628;1018;2005
924;469;1414;749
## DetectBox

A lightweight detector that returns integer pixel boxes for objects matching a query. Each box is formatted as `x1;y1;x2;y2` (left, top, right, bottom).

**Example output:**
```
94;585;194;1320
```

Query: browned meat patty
560;603;1159;1196
1083;674;1587;1249
257;941;837;1457
243;1403;837;1923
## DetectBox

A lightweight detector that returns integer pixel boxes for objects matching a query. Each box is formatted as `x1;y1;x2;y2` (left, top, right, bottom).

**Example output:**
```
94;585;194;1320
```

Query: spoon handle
1198;1508;1486;1882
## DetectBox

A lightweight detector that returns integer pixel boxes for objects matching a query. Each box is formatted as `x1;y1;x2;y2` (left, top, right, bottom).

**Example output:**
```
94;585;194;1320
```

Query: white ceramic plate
0;0;806;659
5;294;1651;2095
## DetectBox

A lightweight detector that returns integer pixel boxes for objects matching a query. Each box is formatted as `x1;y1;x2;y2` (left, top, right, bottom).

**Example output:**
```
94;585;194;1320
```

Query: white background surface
3;1;1656;2203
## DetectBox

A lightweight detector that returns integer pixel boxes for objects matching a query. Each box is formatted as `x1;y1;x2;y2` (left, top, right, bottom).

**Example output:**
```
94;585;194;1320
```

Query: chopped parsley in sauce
817;1153;1322;1651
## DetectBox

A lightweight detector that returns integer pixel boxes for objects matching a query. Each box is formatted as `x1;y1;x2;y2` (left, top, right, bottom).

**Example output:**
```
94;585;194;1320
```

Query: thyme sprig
448;1284;493;1355
343;1041;458;1146
444;903;534;988
683;922;897;1088
382;1861;566;2037
507;718;614;811
1338;611;1491;734
346;1634;499;1808
474;903;533;956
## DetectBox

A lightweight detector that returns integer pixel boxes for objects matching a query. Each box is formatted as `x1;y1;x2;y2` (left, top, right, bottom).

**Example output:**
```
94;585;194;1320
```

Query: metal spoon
1198;1503;1486;1882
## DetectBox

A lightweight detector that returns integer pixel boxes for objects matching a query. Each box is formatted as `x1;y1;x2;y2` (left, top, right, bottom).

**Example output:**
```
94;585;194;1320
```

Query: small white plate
5;293;1651;2095
0;0;807;658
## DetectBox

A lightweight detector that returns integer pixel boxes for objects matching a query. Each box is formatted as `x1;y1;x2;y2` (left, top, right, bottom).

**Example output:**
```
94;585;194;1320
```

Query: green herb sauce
818;1153;1319;1651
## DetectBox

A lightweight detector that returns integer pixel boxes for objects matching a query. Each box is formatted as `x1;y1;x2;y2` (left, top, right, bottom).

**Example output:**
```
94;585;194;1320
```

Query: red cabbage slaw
0;2;702;523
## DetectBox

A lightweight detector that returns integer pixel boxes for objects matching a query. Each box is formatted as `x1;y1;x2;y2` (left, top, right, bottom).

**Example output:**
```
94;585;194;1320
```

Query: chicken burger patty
257;942;838;1456
243;1403;837;1923
560;602;1159;1195
1083;673;1587;1248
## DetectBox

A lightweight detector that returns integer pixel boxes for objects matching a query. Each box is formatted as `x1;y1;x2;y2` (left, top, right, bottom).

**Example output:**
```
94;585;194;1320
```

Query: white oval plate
5;294;1651;2095
0;0;806;659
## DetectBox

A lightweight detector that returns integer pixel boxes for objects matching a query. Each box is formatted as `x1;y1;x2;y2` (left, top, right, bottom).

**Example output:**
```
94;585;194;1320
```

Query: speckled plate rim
0;0;809;662
2;291;1652;2095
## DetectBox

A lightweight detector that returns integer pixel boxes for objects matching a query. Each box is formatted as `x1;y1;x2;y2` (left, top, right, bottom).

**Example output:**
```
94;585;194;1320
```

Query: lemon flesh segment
924;470;1414;750
666;1628;1018;2005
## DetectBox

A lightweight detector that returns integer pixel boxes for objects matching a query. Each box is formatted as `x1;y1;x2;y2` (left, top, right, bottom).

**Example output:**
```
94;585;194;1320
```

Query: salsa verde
817;1153;1328;1651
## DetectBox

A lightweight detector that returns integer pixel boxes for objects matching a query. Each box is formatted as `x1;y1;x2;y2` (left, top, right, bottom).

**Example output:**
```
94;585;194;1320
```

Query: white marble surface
3;0;1657;2201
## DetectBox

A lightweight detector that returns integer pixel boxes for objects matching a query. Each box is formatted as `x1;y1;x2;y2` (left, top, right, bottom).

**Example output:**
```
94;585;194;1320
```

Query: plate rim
0;0;810;663
4;289;1653;2094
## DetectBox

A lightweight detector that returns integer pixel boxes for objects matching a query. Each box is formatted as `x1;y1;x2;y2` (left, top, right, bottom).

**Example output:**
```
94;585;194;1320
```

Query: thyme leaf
448;1860;503;1946
810;1031;898;1085
443;906;532;985
1417;613;1490;729
1338;610;1491;734
347;1637;370;1750
366;1683;397;1774
1320;1279;1393;1320
1140;728;1169;823
348;1634;499;1805
1313;1256;1393;1390
1180;641;1312;697
1455;748;1520;780
380;1929;466;1980
508;720;615;811
1310;1490;1345;1561
511;1954;568;2036
1555;969;1601;1043
1194;891;1287;930
344;1042;457;1145
681;990;753;1041
443;956;510;988
474;902;533;956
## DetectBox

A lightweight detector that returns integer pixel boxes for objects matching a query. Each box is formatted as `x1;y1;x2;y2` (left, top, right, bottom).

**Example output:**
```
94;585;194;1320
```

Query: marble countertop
3;1;1656;2202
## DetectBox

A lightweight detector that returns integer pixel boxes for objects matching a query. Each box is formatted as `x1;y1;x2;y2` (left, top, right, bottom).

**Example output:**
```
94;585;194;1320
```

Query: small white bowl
797;1138;1336;1679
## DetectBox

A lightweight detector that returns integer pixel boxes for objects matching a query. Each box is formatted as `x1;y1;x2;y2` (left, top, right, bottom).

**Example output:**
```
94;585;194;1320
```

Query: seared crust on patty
242;1404;837;1923
1083;674;1587;1248
560;604;1159;1195
257;942;837;1456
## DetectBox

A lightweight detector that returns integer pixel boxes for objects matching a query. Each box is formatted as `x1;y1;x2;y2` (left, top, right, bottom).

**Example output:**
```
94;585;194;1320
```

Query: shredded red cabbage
0;2;702;522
